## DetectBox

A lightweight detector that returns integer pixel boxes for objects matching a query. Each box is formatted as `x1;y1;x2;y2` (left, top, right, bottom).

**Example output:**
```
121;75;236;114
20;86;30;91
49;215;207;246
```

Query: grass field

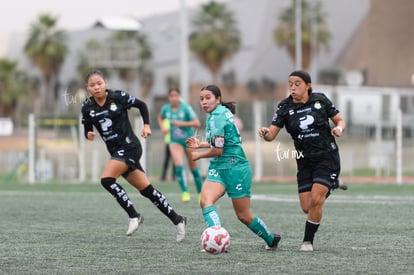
0;180;413;274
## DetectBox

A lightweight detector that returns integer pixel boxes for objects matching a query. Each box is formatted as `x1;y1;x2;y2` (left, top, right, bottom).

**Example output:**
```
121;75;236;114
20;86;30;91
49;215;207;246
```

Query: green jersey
206;104;248;169
160;101;197;142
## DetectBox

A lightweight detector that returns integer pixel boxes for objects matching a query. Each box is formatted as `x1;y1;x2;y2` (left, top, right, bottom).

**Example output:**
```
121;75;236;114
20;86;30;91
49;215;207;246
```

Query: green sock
174;166;188;193
247;215;274;246
191;168;203;193
202;206;221;227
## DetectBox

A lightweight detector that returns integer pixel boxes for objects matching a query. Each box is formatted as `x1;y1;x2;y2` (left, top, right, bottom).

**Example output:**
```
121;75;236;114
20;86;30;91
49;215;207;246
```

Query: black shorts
110;145;144;178
296;151;340;193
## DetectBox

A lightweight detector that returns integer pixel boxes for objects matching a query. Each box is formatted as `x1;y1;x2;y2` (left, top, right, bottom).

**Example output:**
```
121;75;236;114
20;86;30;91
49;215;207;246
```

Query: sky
0;0;222;35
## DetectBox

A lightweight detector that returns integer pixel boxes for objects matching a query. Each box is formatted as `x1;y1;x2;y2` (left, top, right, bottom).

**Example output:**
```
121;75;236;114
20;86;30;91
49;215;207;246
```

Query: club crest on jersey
110;102;117;111
314;101;321;109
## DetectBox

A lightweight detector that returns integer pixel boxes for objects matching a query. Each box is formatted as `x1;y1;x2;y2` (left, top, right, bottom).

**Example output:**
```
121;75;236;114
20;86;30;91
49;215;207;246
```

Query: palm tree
24;13;68;112
189;1;240;82
0;58;31;116
77;39;112;80
274;0;331;70
110;31;154;97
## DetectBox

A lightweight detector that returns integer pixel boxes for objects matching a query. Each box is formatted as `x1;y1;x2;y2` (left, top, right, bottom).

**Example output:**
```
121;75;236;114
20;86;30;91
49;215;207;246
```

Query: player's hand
141;124;152;138
331;126;343;137
186;137;200;149
258;127;269;138
87;131;96;140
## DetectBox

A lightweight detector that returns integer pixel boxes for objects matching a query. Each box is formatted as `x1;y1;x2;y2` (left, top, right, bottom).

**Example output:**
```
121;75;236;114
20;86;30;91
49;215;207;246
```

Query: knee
310;193;325;208
101;177;116;189
236;212;253;225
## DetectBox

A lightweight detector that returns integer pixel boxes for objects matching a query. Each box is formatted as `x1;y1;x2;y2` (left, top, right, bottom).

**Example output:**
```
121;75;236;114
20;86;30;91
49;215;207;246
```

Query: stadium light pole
295;0;302;70
179;0;190;103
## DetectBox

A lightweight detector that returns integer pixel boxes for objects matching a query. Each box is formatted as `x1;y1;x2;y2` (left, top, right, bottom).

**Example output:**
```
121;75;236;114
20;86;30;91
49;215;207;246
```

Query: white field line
252;194;414;205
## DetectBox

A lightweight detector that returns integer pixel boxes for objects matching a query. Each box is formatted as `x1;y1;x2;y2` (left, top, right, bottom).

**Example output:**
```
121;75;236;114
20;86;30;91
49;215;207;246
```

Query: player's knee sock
191;168;203;193
174;166;188;193
202;205;221;227
101;177;139;219
247;215;275;246
303;219;320;244
140;184;182;225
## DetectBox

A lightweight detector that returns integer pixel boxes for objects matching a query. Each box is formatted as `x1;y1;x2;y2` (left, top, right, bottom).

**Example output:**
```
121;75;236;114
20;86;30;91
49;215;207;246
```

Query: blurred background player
158;88;203;202
160;118;175;181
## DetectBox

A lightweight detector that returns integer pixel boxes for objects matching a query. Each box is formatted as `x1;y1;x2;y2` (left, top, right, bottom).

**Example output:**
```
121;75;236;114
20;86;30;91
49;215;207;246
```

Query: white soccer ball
200;226;230;254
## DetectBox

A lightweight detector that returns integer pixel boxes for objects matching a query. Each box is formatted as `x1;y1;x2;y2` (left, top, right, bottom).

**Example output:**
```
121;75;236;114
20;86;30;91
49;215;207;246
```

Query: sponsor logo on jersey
299;115;314;130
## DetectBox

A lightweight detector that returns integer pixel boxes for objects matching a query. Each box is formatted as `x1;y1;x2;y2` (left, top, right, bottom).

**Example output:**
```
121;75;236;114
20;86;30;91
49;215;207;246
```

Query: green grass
1;181;413;274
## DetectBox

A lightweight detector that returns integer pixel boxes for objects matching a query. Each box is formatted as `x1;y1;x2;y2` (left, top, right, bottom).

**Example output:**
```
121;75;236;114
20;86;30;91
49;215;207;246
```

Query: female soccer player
258;70;346;251
81;70;187;242
186;84;281;251
158;88;203;202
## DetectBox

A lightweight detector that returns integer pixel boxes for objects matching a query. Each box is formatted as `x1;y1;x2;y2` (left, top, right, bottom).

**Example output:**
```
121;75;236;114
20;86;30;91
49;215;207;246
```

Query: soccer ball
200;226;230;254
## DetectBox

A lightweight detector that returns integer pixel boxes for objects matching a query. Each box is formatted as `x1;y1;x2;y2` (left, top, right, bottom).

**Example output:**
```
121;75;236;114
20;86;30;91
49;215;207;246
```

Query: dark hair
289;70;313;94
85;70;105;83
201;84;236;114
168;87;181;95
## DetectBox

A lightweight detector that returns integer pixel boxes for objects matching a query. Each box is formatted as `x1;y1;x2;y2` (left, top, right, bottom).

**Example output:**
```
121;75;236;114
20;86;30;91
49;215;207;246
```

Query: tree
0;58;31;116
77;39;112;81
274;0;331;70
110;31;154;97
189;1;240;82
24;13;68;112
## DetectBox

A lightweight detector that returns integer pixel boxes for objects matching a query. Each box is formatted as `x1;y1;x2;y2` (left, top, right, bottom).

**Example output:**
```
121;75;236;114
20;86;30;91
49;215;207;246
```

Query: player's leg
160;143;170;181
227;165;280;250
185;148;203;199
231;197;281;250
199;181;226;227
126;169;187;242
299;183;329;251
169;142;190;202
100;159;142;236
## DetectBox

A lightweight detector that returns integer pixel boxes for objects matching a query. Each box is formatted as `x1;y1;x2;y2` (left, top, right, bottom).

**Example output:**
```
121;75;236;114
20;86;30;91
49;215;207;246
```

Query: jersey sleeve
159;104;168;119
271;103;286;128
323;94;340;118
115;90;150;124
81;102;93;139
185;104;197;121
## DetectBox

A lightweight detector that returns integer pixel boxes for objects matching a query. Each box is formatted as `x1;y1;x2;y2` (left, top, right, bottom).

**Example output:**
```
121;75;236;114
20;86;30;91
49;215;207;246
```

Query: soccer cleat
126;215;144;236
299;241;314;252
337;178;348;190
264;234;282;251
176;216;187;242
182;192;191;202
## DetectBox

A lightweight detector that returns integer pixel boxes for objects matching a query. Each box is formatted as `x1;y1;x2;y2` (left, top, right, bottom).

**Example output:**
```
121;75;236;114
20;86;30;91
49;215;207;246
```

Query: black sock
101;177;139;219
140;184;181;224
303;220;320;244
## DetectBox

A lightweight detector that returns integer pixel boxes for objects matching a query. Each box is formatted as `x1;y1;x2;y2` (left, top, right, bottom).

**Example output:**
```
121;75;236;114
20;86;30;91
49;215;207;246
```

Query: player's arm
132;99;152;138
171;118;200;128
331;113;346;137
81;113;95;140
258;125;281;141
189;135;224;161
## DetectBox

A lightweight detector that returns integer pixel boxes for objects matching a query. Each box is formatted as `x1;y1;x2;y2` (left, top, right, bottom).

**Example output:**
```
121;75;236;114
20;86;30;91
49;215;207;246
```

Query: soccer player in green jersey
158;88;203;202
258;70;347;252
81;71;186;242
186;85;281;251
